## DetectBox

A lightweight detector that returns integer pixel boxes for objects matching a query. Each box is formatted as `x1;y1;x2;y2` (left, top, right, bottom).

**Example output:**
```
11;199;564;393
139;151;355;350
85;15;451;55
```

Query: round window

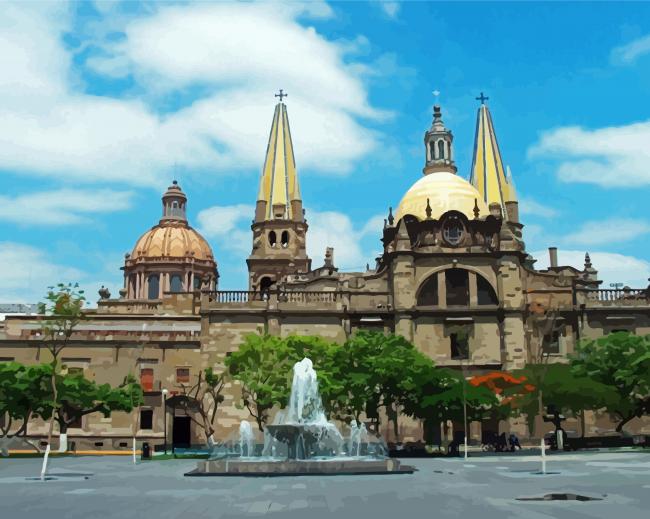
442;217;464;246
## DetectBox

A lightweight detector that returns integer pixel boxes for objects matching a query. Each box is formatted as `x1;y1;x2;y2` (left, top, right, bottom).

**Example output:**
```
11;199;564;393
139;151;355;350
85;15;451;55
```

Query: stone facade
2;100;650;450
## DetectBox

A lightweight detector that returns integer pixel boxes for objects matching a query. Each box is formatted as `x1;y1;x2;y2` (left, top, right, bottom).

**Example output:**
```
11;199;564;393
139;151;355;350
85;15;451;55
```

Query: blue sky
2;1;650;303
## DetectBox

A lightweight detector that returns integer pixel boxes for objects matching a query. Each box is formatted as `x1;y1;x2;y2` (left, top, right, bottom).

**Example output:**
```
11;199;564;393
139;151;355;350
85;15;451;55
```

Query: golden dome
395;172;489;222
131;222;214;262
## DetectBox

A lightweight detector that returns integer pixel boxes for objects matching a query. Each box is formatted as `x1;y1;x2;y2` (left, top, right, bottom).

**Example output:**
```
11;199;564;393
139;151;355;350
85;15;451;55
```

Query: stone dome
131;222;214;261
395;172;489;222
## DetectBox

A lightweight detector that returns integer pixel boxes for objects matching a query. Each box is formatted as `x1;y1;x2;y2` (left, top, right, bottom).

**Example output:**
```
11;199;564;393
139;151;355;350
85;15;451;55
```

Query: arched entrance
165;395;199;451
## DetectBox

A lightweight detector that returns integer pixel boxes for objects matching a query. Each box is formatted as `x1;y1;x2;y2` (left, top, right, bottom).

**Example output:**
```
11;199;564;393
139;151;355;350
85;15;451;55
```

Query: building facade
2;97;650;451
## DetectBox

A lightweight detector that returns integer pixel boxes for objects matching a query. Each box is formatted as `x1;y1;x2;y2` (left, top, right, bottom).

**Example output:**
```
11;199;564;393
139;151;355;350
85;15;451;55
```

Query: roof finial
584;252;592;269
476;92;489;105
388;206;394;226
473;198;480;219
275;89;288;103
425;198;432;219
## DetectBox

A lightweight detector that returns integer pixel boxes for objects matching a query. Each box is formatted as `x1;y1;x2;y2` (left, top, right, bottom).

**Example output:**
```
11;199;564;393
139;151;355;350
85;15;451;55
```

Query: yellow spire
469;99;517;215
257;98;301;220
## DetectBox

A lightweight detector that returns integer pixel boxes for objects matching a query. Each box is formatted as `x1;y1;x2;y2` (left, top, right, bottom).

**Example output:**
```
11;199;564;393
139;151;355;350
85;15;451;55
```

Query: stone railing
206;291;261;303
577;287;650;307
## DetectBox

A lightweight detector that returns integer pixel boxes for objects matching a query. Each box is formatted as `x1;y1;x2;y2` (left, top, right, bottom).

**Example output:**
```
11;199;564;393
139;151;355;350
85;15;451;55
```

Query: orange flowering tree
469;371;536;419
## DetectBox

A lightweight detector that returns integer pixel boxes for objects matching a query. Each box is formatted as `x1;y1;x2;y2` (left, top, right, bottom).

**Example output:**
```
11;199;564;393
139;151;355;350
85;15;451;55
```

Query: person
508;433;522;451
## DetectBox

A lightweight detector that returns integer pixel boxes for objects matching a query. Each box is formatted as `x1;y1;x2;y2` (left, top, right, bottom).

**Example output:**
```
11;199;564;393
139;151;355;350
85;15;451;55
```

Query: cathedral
2;95;649;451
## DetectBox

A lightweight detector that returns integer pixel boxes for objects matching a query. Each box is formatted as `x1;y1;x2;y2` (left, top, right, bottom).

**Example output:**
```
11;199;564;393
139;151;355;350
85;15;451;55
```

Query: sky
2;0;650;304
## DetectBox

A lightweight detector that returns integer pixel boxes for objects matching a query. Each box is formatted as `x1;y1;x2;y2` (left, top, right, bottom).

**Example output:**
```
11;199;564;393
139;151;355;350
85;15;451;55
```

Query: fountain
187;358;414;476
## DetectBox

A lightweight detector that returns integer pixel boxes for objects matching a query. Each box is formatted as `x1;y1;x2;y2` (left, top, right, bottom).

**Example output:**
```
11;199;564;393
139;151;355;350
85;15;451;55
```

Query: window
268;231;277;247
543;331;561;355
176;367;190;384
417;274;438;306
450;329;470;360
438;140;445;160
281;231;289;248
147;274;159;300
442;217;464;246
140;409;153;430
477;275;498;305
446;269;469;306
193;276;202;290
140;368;154;392
429;141;435;161
170;274;183;293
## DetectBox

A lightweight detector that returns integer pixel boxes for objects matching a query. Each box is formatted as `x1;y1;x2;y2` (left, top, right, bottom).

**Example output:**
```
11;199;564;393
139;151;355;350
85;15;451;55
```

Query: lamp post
162;389;169;455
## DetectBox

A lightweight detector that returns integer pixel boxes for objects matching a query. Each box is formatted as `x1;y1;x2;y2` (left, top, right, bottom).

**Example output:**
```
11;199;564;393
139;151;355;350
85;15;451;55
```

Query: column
135;273;140;299
468;271;478;307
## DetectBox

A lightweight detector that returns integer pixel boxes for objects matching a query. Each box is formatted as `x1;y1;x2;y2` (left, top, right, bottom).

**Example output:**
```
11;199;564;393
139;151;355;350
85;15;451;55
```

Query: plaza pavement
0;451;648;518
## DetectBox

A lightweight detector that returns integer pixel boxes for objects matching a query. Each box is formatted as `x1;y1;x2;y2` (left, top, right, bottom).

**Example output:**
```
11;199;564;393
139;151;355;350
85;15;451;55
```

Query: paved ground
1;451;649;518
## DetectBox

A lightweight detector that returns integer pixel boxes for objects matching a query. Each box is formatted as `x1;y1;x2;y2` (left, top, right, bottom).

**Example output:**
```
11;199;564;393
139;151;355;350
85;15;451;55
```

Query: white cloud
196;204;382;270
611;34;650;65
0;189;133;225
532;249;650;288
519;197;558;219
0;242;84;303
528;121;650;187
196;204;254;255
561;218;650;247
380;2;401;19
0;2;388;187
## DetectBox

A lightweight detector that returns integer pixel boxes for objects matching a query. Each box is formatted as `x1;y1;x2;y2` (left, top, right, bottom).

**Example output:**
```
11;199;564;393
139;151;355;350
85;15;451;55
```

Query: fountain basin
186;457;414;476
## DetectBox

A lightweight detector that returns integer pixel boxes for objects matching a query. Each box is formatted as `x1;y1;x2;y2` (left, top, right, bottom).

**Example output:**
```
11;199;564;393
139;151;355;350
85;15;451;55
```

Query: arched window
477;275;498;305
438;140;445;160
281;231;289;248
147;274;159;300
429;141;436;160
268;231;277;247
447;141;452;160
170;274;183;293
259;277;273;299
417;274;438;306
193;276;202;290
445;269;469;306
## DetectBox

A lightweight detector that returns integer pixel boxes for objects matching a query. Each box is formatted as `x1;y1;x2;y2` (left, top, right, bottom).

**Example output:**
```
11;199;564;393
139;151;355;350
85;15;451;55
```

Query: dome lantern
161;180;188;223
423;105;457;175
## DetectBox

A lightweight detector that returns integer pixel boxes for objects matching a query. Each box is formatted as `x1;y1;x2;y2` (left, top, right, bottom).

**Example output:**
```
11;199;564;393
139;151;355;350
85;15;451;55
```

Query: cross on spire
275;89;288;103
476;92;489;105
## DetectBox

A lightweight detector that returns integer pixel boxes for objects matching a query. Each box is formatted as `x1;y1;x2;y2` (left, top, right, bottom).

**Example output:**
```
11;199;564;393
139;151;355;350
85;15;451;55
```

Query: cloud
532;249;650;288
0;2;389;187
0;242;84;303
528;121;650;187
519;197;559;219
611;34;650;65
196;204;382;270
379;2;401;19
197;204;254;256
561;218;650;247
0;189;134;226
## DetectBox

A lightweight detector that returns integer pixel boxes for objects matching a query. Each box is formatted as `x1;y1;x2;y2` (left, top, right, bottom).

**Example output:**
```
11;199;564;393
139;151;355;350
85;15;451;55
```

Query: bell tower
247;92;311;291
423;105;457;175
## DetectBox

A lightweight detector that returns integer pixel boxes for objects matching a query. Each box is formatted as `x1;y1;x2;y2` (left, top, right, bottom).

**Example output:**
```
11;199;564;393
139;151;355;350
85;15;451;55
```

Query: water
212;357;387;461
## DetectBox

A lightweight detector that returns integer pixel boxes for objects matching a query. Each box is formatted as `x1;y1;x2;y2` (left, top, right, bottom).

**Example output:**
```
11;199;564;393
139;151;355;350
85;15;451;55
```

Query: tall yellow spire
469;94;517;216
256;92;302;222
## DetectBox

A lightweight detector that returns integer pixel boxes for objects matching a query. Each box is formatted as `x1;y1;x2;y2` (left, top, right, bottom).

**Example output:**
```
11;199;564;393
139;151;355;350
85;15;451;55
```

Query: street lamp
162;389;169;455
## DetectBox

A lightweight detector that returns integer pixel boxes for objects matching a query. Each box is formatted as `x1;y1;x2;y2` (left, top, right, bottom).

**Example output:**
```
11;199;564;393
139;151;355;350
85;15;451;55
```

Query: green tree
0;363;51;453
402;365;498;445
512;363;614;437
570;332;650;432
50;372;143;443
37;283;85;477
226;334;295;431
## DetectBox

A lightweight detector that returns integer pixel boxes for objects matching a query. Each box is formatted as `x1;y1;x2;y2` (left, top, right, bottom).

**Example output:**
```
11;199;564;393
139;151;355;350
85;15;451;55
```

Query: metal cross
275;89;288;102
476;92;489;104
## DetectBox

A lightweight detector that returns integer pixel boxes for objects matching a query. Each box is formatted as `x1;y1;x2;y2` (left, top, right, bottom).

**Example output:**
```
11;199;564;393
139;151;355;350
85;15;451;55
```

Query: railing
593;288;647;302
279;291;339;304
205;291;260;303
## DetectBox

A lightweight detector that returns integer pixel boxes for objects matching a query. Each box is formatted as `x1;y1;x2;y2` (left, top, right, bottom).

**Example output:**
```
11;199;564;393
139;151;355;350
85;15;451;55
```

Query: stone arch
268;231;277;247
415;266;499;307
281;230;289;248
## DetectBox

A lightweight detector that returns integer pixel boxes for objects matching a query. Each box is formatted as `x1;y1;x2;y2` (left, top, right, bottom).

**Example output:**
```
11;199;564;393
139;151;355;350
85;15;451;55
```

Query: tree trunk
57;423;68;453
392;405;400;443
615;414;635;433
580;410;586;439
42;365;58;480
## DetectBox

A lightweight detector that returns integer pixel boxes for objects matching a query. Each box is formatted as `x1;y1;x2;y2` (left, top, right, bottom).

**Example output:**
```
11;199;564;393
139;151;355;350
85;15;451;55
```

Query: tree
570;332;650;432
37;283;85;478
177;368;226;446
226;334;295;431
0;363;51;454
50;372;143;449
402;365;498;445
470;371;536;422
